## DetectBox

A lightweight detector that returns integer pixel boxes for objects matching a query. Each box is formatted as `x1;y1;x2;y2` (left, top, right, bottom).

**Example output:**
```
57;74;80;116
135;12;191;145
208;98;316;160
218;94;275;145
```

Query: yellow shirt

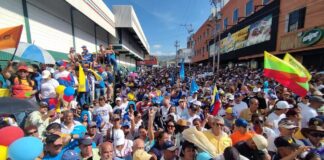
203;130;232;154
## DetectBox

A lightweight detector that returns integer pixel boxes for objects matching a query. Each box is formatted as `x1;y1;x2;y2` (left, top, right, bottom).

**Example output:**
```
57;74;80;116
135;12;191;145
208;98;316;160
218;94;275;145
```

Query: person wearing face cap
12;65;37;99
272;136;310;160
230;118;254;145
301;96;324;128
232;93;248;116
186;100;202;127
40;70;59;109
160;141;178;160
266;101;292;131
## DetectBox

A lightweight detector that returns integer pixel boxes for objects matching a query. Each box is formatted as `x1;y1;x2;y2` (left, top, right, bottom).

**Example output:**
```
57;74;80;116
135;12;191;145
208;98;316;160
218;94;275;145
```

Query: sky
104;0;213;56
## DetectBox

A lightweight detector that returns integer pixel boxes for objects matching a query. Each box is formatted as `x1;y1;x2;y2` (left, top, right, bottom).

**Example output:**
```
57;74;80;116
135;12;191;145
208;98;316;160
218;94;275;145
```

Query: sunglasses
309;132;324;138
167;125;175;128
114;118;120;121
99;99;105;101
254;120;264;124
27;130;38;135
214;123;224;127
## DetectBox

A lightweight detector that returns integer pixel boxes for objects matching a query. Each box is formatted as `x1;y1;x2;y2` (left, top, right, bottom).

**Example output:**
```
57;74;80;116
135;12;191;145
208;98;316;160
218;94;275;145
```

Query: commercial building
0;0;150;71
191;0;324;69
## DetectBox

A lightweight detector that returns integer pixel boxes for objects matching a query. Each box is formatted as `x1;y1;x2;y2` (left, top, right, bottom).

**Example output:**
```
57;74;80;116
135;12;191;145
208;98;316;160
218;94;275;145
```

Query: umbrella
0;97;38;114
2;42;56;64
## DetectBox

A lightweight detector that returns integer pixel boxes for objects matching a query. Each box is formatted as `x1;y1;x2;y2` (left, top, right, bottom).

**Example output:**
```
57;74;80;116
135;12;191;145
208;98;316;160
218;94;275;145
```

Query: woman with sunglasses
12;65;37;100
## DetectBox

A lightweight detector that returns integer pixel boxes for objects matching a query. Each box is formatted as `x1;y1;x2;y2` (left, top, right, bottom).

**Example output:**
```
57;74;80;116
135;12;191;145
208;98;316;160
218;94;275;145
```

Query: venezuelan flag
210;84;221;116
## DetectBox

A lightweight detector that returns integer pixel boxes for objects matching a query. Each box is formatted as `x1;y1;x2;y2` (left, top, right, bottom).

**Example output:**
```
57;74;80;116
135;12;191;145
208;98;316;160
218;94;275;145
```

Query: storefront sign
220;14;272;54
280;26;324;51
300;28;323;45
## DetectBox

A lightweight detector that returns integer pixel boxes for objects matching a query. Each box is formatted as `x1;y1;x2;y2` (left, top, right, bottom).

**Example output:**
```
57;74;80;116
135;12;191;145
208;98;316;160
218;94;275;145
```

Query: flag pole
10;47;18;61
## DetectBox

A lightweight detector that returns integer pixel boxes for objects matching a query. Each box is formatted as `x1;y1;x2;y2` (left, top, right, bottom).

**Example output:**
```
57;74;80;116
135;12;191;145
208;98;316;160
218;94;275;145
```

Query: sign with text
280;26;324;51
220;15;272;54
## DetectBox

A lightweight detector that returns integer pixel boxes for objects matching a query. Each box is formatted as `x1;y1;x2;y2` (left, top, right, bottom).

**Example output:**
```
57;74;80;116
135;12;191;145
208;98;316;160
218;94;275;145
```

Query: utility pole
210;0;223;74
175;40;180;65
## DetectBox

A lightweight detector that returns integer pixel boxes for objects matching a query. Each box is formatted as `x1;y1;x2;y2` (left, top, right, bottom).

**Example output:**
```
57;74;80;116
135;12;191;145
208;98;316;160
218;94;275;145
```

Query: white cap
42;70;51;79
252;134;268;150
192;100;202;106
116;97;122;101
113;129;125;146
253;87;261;93
276;101;292;109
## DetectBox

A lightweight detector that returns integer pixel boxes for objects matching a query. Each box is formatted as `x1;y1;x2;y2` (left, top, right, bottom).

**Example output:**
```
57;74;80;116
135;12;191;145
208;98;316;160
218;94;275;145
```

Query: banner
220;15;272;53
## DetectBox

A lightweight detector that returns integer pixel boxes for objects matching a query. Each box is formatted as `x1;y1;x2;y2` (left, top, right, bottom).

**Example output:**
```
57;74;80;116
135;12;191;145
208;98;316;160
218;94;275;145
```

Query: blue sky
104;0;212;56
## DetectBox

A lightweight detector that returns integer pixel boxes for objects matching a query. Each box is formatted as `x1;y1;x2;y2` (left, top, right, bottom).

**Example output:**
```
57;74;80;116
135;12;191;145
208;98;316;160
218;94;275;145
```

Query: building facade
0;0;150;71
191;0;324;69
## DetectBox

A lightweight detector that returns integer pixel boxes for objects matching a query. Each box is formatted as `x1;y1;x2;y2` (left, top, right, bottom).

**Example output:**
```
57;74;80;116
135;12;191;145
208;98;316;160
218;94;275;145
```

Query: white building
0;0;149;71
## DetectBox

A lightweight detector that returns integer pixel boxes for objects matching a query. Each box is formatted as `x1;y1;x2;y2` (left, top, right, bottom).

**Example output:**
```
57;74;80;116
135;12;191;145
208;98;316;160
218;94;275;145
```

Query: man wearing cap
230;118;254;145
160;141;178;160
176;98;189;119
301;96;324;128
267;118;303;155
133;149;154;160
234;134;268;160
233;93;248;116
87;122;103;146
186;101;202;126
266;101;292;130
273;136;309;160
54;60;75;88
77;136;97;159
81;45;93;64
223;107;236;129
113;97;126;117
25;102;55;139
300;122;324;158
203;116;232;154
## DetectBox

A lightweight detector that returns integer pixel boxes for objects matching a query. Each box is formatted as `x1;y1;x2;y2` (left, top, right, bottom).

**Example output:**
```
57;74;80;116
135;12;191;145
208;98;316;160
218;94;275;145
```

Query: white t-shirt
113;139;133;158
187;114;201;127
266;112;286;134
40;79;59;99
161;105;171;121
94;104;113;123
233;101;248;115
113;105;126;116
61;121;82;134
301;105;318;128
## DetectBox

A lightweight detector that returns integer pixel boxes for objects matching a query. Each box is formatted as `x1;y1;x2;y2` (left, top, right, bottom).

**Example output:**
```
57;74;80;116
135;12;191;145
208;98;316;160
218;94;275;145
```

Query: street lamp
209;0;222;74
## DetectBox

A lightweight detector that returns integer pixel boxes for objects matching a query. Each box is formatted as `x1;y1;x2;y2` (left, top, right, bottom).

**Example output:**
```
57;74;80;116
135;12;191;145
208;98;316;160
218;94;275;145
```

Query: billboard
220;14;272;54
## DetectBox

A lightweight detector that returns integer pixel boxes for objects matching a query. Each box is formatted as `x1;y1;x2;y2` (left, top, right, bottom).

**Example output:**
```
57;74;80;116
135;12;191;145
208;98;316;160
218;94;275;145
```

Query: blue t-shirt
83;51;93;63
43;140;78;160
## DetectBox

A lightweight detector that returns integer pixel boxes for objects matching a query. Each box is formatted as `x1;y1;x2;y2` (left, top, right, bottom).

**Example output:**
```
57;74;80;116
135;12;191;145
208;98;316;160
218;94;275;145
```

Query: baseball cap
235;118;248;128
252;134;268;150
122;121;131;128
42;70;51;79
269;94;278;100
308;117;323;127
88;121;97;128
225;107;233;114
276;101;292;109
228;95;235;101
81;45;87;48
79;136;92;146
278;118;297;129
234;93;242;98
39;101;48;107
309;96;324;104
163;141;178;151
62;150;80;160
192;100;202;107
18;65;28;71
274;136;300;148
113;129;125;146
133;149;152;160
116;97;122;101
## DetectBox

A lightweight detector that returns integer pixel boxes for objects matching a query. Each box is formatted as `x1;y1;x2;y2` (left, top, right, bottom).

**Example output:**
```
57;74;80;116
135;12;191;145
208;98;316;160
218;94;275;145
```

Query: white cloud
153;44;162;49
151;50;175;56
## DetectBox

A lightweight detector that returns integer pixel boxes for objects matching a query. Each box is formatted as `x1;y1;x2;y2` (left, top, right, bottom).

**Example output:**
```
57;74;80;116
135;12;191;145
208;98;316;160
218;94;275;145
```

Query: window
224;18;228;29
287;7;306;32
233;8;239;24
263;0;270;5
245;0;254;16
216;23;221;32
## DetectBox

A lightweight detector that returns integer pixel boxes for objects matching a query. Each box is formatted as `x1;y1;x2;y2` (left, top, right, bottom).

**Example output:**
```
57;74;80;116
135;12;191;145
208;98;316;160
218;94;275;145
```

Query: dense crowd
0;44;323;160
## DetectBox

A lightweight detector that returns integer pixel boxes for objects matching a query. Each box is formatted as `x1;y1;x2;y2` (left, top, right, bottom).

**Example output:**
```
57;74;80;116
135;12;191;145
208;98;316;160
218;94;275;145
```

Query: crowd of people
0;44;323;160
